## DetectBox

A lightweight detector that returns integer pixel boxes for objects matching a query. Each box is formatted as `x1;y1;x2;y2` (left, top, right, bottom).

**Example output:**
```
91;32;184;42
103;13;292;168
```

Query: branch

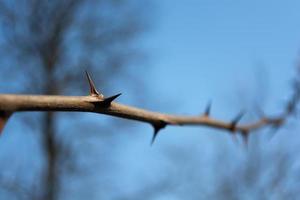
0;71;299;144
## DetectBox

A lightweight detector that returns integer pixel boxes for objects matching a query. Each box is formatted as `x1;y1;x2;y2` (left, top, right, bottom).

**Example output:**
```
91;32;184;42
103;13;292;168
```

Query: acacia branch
0;71;299;144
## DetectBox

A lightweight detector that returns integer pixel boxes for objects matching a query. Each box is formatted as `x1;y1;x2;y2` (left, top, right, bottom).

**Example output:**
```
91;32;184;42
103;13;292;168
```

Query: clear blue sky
145;0;300;105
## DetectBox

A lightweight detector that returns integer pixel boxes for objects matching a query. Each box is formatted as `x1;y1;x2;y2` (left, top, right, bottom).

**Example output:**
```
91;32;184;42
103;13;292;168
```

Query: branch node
102;93;122;107
230;111;244;131
272;118;284;127
151;121;167;145
203;101;212;117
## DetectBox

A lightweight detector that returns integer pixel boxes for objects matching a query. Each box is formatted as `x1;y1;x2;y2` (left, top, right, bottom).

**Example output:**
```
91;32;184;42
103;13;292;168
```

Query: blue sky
133;0;300;127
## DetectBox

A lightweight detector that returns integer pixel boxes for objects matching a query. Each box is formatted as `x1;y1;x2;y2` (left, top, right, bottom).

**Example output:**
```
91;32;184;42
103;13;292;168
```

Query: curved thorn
204;101;212;116
268;124;281;141
241;131;249;147
150;121;167;146
102;93;122;106
85;71;101;97
0;111;12;135
286;97;297;114
151;127;160;145
230;111;245;131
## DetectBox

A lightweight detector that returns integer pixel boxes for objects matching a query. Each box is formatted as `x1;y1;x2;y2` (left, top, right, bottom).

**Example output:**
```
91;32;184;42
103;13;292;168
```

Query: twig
0;71;299;144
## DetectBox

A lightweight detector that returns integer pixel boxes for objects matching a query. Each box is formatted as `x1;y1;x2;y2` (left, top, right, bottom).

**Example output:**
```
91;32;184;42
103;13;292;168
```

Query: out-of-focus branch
0;71;299;144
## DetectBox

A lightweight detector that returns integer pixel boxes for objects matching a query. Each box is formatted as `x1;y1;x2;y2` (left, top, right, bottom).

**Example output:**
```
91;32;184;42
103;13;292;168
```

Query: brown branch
0;71;299;144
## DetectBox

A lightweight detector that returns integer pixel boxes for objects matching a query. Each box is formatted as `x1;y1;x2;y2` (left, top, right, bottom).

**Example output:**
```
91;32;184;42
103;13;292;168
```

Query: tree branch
0;71;299;144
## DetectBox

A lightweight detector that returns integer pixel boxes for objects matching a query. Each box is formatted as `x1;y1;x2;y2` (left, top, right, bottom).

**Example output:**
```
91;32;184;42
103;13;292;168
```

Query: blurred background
0;0;300;199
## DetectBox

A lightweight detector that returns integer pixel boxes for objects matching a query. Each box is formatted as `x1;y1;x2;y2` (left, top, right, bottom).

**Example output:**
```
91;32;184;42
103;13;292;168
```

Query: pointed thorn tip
204;101;212;116
151;133;157;146
85;70;101;96
150;126;160;145
104;93;121;102
101;93;122;107
150;122;167;146
241;132;249;147
230;111;245;131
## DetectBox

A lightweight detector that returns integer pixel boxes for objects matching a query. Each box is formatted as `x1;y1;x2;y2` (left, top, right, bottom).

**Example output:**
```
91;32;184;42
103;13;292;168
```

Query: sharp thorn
241;131;249;147
0;111;12;135
150;122;167;146
230;111;245;131
85;70;102;97
286;99;296;114
268;124;281;141
204;101;212;116
102;93;122;106
272;124;280;132
151;127;160;146
233;111;244;123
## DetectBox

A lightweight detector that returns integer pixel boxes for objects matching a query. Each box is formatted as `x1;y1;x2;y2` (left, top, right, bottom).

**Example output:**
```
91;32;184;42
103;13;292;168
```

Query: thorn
85;70;102;97
204;101;212;116
241;131;249;147
0;111;12;135
230;111;245;131
102;93;122;106
151;127;160;145
286;97;297;114
150;121;167;145
267;124;281;141
272;118;284;127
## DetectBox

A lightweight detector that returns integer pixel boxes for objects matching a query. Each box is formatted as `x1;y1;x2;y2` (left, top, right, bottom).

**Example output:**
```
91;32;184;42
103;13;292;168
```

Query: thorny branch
0;71;299;144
